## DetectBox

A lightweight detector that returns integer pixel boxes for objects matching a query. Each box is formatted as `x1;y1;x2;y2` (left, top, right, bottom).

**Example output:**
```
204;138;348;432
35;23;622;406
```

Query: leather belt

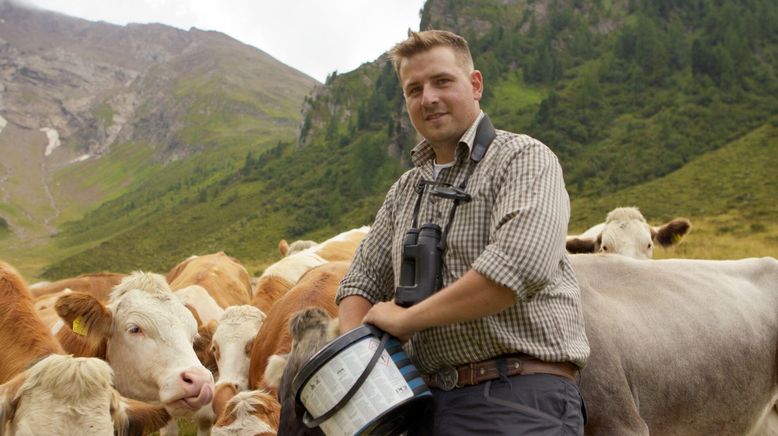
423;354;578;391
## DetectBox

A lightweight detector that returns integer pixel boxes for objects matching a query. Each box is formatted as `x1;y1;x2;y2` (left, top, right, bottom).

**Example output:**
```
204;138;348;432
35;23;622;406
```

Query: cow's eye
647;243;653;249
128;325;142;335
602;245;609;252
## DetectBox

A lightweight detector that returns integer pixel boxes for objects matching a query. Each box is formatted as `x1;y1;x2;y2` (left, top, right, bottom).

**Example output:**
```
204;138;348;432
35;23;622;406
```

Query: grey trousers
408;373;586;436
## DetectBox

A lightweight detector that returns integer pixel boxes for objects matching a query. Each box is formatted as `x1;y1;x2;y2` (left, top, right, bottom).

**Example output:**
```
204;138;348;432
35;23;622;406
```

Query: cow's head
271;307;339;436
0;354;171;436
211;305;266;390
212;389;280;436
55;272;214;416
567;207;691;259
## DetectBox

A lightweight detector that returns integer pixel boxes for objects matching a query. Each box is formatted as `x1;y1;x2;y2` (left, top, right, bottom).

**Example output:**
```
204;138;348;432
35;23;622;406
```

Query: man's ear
0;371;27;434
471;70;484;101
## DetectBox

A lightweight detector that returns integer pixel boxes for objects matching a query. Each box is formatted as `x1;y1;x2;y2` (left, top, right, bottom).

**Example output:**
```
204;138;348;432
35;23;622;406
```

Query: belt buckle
435;364;458;391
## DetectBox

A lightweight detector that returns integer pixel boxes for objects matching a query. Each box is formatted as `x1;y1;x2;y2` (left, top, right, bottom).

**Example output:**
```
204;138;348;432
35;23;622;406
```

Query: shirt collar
410;111;485;168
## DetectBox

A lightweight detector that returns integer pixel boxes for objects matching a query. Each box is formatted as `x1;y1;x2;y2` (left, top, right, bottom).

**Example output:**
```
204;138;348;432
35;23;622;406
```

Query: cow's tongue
182;383;214;408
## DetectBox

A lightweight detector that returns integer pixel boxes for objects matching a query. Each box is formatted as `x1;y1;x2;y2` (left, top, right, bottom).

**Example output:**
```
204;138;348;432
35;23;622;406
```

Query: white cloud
16;0;425;82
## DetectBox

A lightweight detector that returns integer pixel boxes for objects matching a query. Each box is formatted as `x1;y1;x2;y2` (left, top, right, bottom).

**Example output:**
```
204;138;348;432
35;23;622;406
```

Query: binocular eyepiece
395;223;444;307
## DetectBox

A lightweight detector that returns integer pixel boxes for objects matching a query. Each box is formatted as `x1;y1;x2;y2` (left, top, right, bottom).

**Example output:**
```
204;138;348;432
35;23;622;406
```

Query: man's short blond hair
389;30;474;78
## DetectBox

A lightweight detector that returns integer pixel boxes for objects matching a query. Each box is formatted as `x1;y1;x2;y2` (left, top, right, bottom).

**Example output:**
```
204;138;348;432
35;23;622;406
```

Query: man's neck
431;143;457;164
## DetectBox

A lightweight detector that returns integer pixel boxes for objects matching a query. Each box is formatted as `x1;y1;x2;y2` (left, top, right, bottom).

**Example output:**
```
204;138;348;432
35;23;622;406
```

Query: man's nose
421;84;440;106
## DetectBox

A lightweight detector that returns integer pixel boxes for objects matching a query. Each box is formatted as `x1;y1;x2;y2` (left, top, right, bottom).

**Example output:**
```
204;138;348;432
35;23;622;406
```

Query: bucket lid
292;323;382;407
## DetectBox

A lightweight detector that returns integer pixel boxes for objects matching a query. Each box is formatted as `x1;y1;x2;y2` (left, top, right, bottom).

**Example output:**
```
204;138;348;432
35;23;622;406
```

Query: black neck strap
410;114;497;245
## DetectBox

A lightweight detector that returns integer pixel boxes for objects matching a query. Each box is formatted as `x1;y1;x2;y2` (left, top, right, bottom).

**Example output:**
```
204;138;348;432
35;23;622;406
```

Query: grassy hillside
569;119;778;259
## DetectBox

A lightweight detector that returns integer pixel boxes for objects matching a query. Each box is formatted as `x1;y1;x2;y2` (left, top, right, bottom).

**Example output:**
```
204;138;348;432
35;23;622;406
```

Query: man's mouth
425;112;446;121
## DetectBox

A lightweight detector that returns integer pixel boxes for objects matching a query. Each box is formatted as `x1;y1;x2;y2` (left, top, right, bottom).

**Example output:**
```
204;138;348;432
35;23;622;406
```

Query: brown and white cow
566;207;691;259
272;255;778;436
28;272;125;299
272;308;339;436
211;389;281;436
251;227;368;314
0;260;64;384
174;284;225;326
54;271;215;417
1;262;170;435
167;252;253;309
278;239;318;257
0;354;171;436
210;305;267;391
248;261;347;393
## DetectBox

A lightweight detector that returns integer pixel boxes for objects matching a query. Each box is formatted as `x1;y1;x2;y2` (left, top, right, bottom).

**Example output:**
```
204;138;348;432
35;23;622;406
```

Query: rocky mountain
1;0;775;280
0;1;316;248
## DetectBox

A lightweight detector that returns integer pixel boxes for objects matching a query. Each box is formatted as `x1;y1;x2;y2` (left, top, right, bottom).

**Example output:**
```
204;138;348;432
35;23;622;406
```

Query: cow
175;284;225;326
210;305;267;390
251;227;368;314
167;252;253;309
211;389;281;436
53;271;215;417
247;261;347;393
278;239;318;257
0;260;63;384
272;307;339;436
575;254;777;435
566;207;691;259
272;255;778;436
1;261;170;435
28;272;125;299
0;354;171;436
33;288;76;332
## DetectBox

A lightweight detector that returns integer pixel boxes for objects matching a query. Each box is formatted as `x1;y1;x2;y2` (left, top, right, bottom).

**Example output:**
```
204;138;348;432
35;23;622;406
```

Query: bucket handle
303;331;390;428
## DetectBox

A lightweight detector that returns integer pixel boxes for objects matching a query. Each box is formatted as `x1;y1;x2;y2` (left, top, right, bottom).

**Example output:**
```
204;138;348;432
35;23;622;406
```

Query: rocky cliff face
0;3;197;163
0;1;315;242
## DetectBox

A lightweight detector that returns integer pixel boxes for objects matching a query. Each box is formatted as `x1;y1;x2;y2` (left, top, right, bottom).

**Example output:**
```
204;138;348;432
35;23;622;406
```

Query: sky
16;0;427;83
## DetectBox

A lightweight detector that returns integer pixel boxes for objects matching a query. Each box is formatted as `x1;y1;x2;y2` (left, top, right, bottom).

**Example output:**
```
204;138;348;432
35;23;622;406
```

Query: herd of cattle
1;207;776;436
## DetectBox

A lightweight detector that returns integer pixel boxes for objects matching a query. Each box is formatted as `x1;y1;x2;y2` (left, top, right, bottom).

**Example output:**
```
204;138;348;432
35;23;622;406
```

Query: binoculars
395;223;444;307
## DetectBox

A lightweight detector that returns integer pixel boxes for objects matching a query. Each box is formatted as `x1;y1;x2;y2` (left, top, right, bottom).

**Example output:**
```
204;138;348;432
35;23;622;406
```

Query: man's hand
363;301;416;343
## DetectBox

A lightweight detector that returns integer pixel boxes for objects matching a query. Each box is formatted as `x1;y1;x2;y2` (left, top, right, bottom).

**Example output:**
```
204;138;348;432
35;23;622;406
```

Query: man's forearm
338;295;373;333
403;269;515;331
362;269;516;341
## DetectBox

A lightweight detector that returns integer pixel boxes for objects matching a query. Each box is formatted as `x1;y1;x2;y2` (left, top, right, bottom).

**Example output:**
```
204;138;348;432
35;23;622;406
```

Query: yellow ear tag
72;316;88;336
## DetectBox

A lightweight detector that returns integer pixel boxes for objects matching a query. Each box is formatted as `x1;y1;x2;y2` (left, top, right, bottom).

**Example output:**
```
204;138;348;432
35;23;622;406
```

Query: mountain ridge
1;0;776;280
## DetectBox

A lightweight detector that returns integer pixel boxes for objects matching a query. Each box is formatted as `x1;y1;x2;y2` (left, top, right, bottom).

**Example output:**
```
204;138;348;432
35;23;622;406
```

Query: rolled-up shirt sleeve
336;181;398;305
472;141;570;301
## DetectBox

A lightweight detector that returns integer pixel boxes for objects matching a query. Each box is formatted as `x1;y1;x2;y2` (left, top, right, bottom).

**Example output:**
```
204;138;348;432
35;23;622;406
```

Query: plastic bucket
292;324;432;436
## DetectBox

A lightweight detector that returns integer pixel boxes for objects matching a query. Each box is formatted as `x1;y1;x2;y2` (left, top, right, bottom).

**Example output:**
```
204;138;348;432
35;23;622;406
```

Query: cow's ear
213;382;239;424
54;292;113;342
653;218;692;247
264;354;289;390
566;237;596;254
278;239;290;257
0;371;26;433
185;304;204;328
194;320;219;373
112;391;171;436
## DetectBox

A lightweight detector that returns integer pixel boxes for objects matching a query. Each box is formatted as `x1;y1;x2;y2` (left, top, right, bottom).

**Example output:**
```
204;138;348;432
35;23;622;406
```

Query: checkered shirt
336;112;590;373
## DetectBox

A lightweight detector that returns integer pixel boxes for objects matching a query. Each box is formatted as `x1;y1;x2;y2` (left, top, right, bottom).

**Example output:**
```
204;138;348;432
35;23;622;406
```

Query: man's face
399;46;482;152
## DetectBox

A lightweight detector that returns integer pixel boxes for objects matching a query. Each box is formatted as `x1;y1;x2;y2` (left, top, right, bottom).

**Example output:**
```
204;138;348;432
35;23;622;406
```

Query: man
336;30;589;435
